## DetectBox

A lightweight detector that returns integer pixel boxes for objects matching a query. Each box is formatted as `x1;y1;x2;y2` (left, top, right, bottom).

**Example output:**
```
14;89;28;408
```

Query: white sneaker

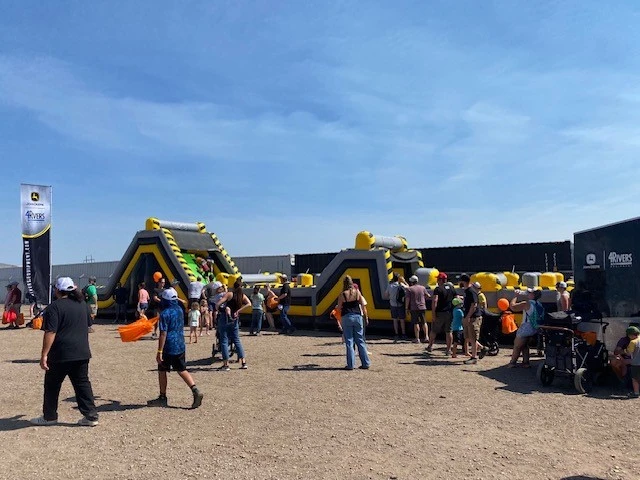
77;417;99;427
29;416;57;426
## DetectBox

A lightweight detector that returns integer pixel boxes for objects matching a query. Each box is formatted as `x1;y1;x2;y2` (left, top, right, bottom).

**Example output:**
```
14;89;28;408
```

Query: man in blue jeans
278;275;294;335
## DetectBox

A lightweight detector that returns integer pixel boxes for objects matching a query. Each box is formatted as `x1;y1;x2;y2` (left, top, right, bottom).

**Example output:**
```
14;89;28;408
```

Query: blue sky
1;1;640;266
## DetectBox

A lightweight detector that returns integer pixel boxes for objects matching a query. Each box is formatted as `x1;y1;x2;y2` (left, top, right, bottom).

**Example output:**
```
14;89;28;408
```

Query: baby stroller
536;311;609;394
480;310;501;356
211;318;237;362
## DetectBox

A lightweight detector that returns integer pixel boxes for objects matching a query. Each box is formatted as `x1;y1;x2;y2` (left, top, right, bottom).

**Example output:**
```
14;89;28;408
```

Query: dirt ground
0;313;638;480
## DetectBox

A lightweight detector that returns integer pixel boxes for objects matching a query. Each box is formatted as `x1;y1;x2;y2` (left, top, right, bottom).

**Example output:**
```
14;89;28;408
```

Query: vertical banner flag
21;184;52;304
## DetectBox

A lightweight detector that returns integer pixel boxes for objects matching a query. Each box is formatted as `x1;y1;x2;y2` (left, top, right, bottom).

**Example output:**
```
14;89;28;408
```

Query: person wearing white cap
4;281;22;329
30;277;99;427
556;282;571;312
507;288;545;368
148;287;204;409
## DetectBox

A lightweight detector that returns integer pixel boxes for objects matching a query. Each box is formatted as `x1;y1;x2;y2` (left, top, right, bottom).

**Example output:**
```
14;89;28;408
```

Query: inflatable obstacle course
98;220;571;328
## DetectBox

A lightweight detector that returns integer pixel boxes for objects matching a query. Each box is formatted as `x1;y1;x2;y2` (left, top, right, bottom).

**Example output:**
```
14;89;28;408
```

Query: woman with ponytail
336;276;371;370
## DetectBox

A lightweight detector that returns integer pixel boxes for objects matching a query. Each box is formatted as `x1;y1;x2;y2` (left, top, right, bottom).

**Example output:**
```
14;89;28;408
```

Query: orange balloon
497;298;510;312
153;272;162;282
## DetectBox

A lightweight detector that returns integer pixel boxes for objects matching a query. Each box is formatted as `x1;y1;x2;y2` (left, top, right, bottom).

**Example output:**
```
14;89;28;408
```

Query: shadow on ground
8;359;39;364
560;476;607;480
0;415;80;430
279;364;347;372
63;396;146;412
477;362;629;399
301;353;343;358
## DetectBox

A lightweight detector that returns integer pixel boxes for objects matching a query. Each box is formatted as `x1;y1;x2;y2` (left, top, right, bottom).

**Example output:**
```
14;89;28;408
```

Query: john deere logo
31;192;39;201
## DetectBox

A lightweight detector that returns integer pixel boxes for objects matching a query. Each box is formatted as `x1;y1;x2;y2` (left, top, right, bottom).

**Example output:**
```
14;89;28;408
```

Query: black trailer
573;217;640;318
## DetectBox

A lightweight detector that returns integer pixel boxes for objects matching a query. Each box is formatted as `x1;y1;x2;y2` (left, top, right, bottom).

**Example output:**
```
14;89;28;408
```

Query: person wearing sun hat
30;277;99;427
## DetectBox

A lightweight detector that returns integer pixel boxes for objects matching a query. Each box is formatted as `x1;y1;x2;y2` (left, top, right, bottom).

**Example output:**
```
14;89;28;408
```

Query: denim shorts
516;321;538;338
452;330;464;345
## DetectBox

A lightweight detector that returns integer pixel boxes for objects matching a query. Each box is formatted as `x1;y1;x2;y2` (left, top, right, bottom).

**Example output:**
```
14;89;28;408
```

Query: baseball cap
161;288;178;301
212;281;223;290
281;274;290;283
55;277;75;292
452;297;463;307
472;281;482;289
437;273;448;280
557;281;567;289
409;275;419;283
626;326;640;336
7;281;18;287
89;276;96;281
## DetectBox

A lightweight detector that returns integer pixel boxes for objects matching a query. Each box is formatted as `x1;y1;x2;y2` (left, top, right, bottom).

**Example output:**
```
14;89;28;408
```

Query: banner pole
49;185;52;305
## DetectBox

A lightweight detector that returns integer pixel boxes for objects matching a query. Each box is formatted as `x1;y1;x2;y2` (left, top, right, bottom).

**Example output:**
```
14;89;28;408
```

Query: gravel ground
0;315;638;480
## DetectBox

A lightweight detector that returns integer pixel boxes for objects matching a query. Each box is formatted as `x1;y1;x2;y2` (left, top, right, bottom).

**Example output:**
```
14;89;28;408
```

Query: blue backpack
528;301;545;330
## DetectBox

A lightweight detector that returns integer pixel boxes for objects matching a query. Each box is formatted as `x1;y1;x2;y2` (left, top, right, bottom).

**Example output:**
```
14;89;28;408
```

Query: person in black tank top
215;280;251;371
336;276;371;370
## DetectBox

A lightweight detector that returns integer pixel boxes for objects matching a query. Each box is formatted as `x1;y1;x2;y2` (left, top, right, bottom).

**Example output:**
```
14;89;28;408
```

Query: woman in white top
556;282;571;311
508;288;543;368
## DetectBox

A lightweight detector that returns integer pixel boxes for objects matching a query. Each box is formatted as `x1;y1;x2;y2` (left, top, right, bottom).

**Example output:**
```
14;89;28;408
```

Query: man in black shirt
113;282;128;324
427;273;456;355
460;274;487;365
30;277;98;427
278;275;294;334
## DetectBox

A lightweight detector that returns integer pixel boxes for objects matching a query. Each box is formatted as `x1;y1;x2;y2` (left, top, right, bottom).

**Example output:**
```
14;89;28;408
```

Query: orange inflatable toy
118;315;159;342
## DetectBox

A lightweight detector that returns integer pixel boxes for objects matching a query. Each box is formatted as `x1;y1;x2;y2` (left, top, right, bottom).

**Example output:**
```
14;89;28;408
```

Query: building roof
574;216;640;235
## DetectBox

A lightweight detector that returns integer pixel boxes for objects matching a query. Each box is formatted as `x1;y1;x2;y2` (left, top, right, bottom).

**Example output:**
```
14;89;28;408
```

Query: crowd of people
382;272;490;365
8;268;640;426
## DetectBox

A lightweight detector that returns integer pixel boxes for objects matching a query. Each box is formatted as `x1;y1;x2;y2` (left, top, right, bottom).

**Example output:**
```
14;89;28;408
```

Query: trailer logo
608;252;632;268
583;253;601;270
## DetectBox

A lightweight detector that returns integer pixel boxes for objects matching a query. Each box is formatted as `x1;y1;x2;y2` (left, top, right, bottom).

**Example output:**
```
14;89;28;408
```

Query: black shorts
410;310;426;326
630;365;640;381
452;330;464;345
158;352;187;372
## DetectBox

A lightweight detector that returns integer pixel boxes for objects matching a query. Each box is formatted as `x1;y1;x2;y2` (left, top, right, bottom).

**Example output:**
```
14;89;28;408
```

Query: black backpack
440;285;456;310
82;285;90;301
396;285;406;304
